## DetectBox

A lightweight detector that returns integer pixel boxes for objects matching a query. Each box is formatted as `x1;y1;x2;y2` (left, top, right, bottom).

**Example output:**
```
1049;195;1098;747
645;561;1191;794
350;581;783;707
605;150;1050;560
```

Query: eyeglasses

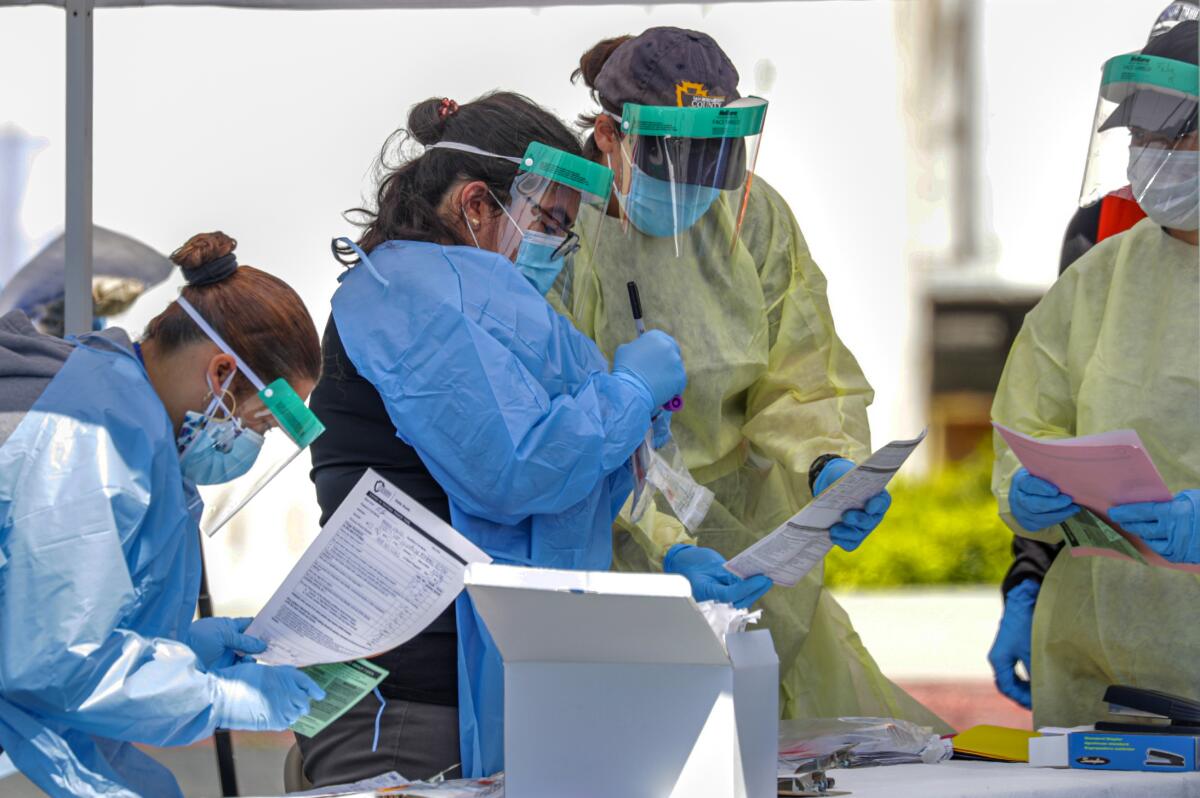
530;202;581;259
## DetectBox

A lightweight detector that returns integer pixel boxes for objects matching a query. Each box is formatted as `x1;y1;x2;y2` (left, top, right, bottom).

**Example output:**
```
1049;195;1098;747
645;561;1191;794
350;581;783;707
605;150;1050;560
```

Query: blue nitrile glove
652;411;672;449
1009;467;1080;532
987;579;1039;709
1109;490;1200;564
187;616;267;671
663;544;773;609
813;457;893;552
212;662;326;731
613;329;687;410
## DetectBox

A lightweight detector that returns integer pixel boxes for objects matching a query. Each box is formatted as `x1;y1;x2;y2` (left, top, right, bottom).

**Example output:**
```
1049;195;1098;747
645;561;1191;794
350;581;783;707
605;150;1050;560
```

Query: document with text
725;431;926;587
248;469;490;667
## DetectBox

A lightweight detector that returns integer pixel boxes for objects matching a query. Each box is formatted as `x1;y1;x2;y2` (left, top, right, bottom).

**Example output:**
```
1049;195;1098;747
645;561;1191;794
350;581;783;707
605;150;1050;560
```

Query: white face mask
1127;145;1200;231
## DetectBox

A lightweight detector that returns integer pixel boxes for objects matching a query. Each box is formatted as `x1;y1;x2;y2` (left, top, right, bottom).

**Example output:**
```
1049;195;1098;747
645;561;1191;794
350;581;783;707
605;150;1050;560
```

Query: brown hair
143;232;321;397
571;35;633;159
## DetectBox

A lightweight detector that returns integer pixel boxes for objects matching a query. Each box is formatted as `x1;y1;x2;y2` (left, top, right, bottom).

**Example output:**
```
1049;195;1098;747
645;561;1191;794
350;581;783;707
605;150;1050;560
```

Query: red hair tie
438;98;460;120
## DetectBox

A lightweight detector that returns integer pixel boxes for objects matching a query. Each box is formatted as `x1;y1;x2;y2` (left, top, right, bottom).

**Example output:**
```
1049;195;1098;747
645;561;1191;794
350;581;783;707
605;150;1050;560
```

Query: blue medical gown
332;241;650;777
0;333;221;798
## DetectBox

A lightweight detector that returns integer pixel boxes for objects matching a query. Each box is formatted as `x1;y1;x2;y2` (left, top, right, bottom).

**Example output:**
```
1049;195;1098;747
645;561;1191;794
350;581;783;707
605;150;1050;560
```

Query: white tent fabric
5;0;741;7
2;0;768;332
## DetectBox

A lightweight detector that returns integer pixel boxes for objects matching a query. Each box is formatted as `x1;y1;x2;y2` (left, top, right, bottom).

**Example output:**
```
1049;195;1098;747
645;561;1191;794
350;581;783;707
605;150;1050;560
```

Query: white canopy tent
2;0;769;336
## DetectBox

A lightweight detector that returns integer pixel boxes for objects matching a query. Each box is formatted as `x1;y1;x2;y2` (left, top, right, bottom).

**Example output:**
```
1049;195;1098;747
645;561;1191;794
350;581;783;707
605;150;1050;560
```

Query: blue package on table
1068;731;1200;771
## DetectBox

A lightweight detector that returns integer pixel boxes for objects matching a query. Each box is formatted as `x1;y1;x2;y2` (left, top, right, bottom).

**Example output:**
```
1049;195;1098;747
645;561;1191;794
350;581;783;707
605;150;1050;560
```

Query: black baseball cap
595;27;749;190
1100;20;1198;138
594;27;741;110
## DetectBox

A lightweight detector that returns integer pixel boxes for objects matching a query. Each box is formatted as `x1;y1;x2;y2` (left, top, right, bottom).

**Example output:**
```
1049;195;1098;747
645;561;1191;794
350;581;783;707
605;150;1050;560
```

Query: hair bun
408;97;453;146
171;231;239;286
572;35;633;94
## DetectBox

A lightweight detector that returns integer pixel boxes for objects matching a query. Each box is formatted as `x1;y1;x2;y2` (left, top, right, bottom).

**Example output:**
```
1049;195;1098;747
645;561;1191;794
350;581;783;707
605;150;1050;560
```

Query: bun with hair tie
171;232;240;287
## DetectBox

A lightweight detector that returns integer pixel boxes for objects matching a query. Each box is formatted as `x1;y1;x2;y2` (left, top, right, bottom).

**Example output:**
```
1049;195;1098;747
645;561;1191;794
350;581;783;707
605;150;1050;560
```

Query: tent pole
64;0;94;337
196;545;241;797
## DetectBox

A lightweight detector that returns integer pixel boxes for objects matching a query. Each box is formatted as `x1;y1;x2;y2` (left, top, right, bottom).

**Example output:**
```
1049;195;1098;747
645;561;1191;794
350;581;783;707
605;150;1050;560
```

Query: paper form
993;424;1173;512
994;424;1200;573
725;431;926;587
248;469;490;667
1059;510;1148;565
292;659;389;738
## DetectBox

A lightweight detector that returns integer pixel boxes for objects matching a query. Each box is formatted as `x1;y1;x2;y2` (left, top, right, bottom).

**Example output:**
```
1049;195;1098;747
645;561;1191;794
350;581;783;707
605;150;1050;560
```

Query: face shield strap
176;294;324;449
176;295;267;393
425;141;523;165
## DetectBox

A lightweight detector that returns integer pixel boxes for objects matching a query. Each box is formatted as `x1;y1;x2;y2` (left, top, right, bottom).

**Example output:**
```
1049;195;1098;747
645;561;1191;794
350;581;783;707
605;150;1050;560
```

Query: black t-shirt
309;316;459;706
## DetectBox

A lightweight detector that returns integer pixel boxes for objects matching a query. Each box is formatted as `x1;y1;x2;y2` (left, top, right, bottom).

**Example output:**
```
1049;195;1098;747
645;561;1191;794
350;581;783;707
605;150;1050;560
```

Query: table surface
825;760;1200;797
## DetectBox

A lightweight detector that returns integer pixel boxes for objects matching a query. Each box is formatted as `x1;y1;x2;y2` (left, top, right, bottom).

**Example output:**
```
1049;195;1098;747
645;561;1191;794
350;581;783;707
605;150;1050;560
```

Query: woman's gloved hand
212;662;326;731
812;457;893;552
663;544;773;609
651;411;672;449
1009;468;1080;532
187;616;267;671
1109;490;1200;564
987;579;1039;709
613;329;686;409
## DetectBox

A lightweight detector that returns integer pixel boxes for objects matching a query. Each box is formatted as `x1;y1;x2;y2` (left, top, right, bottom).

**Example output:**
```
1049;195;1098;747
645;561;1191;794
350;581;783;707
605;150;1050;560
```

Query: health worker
0;232;328;798
551;27;947;730
300;92;769;786
991;20;1200;727
988;0;1199;711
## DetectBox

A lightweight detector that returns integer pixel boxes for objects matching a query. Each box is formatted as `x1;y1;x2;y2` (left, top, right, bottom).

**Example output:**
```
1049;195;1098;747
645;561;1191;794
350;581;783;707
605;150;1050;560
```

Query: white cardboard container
464;562;779;798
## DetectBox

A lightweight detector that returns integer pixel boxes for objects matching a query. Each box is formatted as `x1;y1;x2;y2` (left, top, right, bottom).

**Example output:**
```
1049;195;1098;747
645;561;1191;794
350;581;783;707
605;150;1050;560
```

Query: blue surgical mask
514;230;568;295
177;374;265;485
462;201;570;296
617;164;720;238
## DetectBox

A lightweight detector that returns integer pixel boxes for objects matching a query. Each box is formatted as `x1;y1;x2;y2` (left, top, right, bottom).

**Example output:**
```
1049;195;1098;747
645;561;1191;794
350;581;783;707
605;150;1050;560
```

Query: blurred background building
0;1;1172;793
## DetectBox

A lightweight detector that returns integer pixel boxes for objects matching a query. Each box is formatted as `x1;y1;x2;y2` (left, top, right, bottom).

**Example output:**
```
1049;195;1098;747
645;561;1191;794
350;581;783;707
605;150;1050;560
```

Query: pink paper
994;423;1172;511
994;423;1200;574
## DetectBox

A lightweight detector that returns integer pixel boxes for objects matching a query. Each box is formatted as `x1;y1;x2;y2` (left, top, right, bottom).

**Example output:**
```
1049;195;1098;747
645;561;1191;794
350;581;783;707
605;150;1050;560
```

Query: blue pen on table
626;281;684;413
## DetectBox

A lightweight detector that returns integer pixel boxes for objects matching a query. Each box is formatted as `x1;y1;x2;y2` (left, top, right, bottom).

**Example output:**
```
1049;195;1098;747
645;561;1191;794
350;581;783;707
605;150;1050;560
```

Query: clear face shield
428;140;613;294
174;296;325;537
1079;52;1199;229
610;97;768;255
491;142;614;289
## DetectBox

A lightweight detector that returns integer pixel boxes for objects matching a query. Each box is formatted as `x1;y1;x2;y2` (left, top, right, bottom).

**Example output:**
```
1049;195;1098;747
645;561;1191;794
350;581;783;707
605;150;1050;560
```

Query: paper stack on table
952;725;1041;763
248;470;490;667
778;716;951;769
994;424;1200;573
725;431;926;586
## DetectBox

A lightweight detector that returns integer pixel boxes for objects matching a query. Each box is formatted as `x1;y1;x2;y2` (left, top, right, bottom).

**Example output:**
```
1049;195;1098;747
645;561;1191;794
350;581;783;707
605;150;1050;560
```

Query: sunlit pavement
835;586;1033;731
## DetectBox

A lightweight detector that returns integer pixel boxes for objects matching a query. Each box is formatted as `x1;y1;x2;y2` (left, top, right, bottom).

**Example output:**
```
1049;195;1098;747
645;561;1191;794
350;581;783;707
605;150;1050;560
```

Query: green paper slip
1060;510;1149;566
291;659;389;738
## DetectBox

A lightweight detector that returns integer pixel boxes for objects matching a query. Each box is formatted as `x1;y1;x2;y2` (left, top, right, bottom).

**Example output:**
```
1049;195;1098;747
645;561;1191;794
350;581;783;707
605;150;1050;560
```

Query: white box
1028;726;1092;768
464;563;779;798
